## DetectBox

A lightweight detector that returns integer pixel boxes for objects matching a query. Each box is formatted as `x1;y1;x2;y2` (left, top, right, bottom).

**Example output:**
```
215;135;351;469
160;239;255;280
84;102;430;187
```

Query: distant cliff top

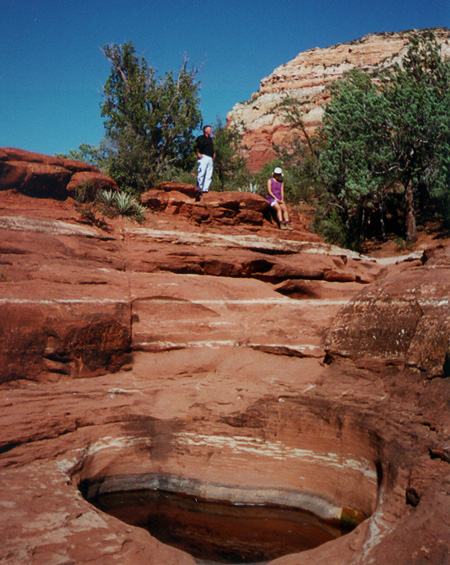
227;28;450;173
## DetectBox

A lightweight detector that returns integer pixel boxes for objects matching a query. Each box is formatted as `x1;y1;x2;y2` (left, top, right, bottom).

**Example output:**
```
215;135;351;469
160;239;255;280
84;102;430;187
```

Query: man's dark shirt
196;134;214;158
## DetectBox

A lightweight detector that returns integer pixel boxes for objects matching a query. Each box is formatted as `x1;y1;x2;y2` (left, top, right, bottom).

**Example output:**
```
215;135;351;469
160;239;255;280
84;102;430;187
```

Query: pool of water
90;488;356;563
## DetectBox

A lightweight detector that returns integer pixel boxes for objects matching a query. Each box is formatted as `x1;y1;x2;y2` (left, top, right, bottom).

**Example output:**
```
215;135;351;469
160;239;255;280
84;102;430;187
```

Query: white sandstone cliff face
227;29;450;172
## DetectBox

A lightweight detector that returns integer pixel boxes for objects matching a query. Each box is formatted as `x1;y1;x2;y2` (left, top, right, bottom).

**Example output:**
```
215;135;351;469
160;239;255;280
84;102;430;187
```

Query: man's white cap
274;167;283;174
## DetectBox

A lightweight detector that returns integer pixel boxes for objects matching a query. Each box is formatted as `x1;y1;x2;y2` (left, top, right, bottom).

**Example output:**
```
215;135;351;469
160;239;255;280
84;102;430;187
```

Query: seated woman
266;167;292;230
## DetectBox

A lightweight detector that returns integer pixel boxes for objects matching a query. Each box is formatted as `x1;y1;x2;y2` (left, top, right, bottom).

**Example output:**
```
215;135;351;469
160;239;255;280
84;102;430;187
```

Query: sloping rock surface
227;28;450;172
0;179;449;563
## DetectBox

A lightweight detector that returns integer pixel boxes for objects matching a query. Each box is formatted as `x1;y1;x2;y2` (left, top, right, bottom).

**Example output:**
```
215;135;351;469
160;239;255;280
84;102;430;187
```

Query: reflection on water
91;489;355;563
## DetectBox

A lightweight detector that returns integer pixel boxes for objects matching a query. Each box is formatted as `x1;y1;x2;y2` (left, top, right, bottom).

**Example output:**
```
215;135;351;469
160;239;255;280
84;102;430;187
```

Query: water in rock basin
91;489;357;563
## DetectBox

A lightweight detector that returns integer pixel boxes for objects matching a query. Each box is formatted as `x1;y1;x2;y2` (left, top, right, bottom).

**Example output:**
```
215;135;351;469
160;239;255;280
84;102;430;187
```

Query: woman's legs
280;203;290;223
273;202;283;224
273;202;292;229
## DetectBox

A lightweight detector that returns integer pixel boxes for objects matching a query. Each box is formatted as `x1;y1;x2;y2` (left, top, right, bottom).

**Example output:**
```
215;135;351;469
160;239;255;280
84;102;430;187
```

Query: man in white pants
195;125;215;201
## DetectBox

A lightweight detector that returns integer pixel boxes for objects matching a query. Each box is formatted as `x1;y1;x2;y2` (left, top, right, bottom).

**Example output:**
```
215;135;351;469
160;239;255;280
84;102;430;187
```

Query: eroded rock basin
0;189;449;564
75;398;379;563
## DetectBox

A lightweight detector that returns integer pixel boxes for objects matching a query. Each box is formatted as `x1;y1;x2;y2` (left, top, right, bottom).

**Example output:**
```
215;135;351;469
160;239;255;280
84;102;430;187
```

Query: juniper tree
380;31;450;241
275;95;327;202
319;31;450;245
101;41;202;191
319;70;392;245
211;118;250;191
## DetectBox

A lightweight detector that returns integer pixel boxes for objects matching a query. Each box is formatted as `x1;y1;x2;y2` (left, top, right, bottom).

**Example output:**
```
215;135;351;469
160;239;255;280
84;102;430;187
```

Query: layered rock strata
0;168;449;563
227;28;450;172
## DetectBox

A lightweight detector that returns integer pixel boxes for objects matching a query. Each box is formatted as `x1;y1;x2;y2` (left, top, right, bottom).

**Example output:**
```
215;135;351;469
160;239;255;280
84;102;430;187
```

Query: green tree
319;70;391;245
319;31;450;245
211;118;250;191
101;41;202;191
275;95;326;202
56;142;109;170
380;31;450;240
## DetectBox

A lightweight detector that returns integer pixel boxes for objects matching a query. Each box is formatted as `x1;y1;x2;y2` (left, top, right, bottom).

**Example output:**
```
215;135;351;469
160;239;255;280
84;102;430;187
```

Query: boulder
0;147;94;171
142;188;276;228
0;147;117;199
325;246;450;377
66;171;119;197
0;159;72;198
156;181;198;198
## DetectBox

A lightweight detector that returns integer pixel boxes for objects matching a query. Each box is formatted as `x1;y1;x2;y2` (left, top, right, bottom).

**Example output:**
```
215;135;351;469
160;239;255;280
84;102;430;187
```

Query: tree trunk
405;180;417;243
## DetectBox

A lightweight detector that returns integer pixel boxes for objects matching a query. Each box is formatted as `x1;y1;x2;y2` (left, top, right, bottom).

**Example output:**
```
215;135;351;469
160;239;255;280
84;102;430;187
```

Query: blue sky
1;0;448;156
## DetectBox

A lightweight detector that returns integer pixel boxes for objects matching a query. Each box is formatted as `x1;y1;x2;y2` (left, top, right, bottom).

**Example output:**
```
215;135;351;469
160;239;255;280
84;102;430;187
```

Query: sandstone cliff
227;28;450;172
0;152;449;564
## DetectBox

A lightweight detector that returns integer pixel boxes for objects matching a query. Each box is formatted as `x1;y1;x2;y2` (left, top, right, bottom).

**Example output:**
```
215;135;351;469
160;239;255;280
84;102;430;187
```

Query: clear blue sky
1;0;448;156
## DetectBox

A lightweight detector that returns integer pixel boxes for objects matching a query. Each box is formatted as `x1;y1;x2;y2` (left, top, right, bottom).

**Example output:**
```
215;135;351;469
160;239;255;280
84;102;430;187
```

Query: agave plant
248;182;260;194
113;191;137;214
101;189;115;204
238;182;260;194
133;202;147;216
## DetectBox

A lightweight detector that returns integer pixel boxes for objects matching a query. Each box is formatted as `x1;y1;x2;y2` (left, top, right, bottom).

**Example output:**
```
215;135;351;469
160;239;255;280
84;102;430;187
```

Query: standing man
195;125;215;201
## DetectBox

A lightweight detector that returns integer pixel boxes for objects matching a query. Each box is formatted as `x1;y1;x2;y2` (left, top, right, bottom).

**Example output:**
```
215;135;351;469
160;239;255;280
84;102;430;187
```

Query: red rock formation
326;245;450;377
142;189;297;229
0;147;118;198
0;169;449;563
227;29;450;172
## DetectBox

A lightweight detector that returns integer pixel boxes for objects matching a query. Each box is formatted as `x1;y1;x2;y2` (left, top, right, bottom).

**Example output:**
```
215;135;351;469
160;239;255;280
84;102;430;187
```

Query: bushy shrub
73;180;99;204
210;119;251;192
312;206;347;248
